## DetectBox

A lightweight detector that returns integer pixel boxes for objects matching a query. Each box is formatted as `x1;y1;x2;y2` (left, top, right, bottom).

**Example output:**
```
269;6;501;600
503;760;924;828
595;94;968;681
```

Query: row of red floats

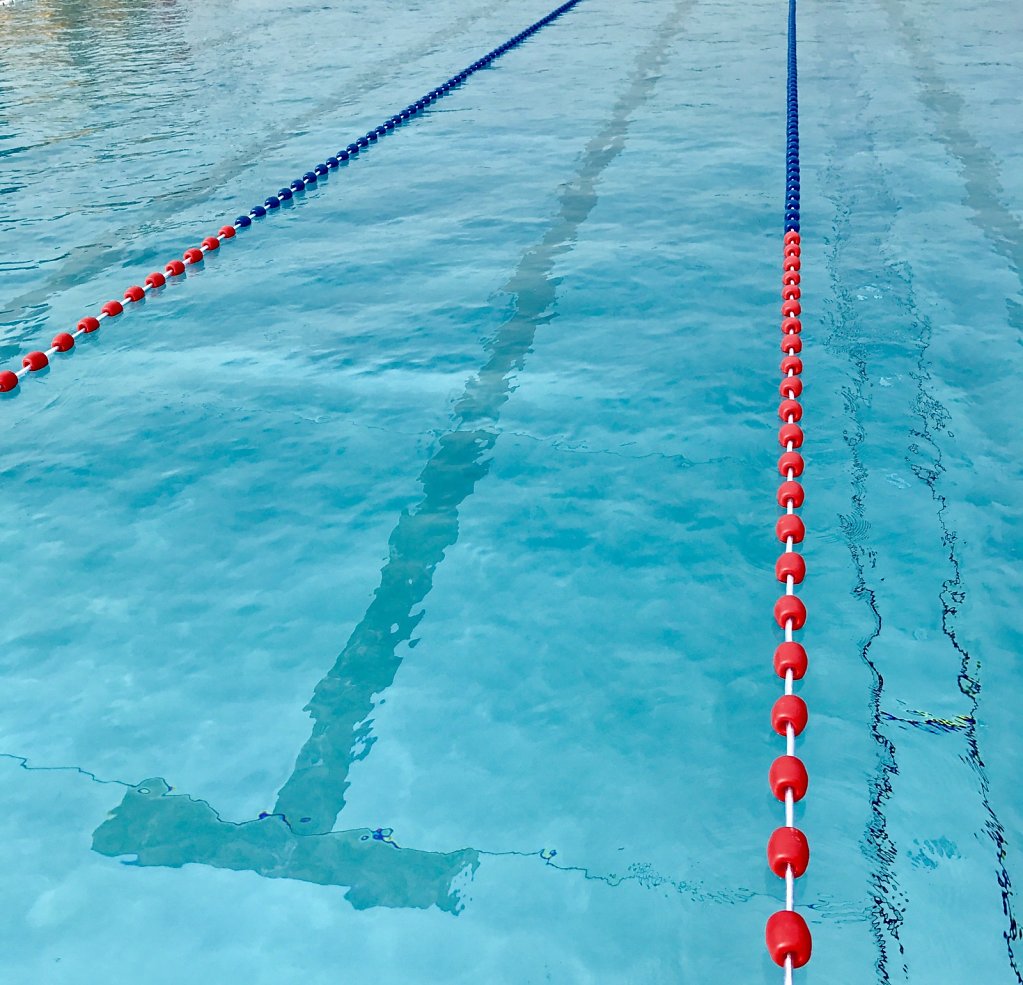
765;229;813;974
0;226;237;393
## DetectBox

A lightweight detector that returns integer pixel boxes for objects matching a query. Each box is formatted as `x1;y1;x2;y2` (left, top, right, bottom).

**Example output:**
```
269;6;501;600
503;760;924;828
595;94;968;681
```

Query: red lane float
769;20;812;960
775;514;805;544
771;695;808;736
779;398;802;423
766;911;812;969
0;218;234;393
768;826;810;878
774;595;806;630
775;552;806;584
769;755;809;802
774;641;808;679
778;451;804;476
23;351;48;371
777;480;804;508
779;422;804;448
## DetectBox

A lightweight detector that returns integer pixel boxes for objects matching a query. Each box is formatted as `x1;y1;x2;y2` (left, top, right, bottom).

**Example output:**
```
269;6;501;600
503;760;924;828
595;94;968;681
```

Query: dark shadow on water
91;0;693;912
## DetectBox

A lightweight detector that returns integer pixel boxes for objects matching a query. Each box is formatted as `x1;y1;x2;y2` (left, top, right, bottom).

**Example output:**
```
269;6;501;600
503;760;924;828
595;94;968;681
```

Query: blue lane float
230;0;585;227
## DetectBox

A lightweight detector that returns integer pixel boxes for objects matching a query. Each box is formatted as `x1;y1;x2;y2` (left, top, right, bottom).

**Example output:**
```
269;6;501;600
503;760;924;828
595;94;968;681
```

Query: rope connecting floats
0;0;584;395
766;0;812;981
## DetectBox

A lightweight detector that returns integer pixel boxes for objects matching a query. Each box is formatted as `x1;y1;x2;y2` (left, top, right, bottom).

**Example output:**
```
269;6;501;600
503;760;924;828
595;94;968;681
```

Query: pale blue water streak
1;0;1021;982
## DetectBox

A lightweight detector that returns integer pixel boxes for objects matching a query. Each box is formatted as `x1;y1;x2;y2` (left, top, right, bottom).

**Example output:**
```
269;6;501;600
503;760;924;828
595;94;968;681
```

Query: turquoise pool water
2;0;1022;981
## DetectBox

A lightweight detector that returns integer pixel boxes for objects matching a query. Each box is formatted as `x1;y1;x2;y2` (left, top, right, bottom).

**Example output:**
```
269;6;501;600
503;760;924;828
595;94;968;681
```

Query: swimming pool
1;0;1021;981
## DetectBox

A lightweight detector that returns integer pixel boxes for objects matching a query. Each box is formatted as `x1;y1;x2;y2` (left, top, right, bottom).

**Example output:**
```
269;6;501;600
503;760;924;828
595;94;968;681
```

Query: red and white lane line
2;227;237;390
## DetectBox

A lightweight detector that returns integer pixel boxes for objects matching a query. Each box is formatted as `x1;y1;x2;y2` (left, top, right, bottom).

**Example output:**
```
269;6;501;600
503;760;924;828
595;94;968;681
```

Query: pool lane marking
88;0;696;911
0;0;585;396
765;0;813;981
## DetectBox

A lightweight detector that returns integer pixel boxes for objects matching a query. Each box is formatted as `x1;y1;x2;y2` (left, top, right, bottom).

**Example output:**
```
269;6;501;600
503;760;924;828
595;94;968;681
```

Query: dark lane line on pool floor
816;132;904;980
876;0;1023;339
6;749;793;912
814;7;1020;981
87;0;699;914
867;7;1023;981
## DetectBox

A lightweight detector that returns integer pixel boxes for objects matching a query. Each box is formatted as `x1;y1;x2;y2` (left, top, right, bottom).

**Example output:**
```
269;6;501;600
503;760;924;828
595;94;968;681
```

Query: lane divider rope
765;0;812;981
0;0;584;395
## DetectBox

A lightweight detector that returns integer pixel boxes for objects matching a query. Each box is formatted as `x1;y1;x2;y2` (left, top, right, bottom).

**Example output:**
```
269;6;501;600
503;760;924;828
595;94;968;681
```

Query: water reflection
0;0;511;325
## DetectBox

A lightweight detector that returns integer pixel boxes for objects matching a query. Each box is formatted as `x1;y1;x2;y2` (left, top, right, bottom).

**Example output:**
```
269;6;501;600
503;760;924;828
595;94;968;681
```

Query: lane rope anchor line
765;0;813;981
0;0;585;396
